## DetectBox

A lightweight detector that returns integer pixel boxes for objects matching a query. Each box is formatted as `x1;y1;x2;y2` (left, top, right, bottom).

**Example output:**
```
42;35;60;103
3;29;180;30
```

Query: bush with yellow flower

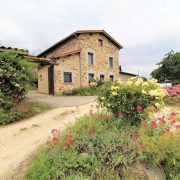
98;77;167;125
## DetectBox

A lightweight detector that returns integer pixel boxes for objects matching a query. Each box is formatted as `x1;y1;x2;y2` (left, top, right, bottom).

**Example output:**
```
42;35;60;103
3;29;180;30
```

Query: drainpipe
74;33;82;87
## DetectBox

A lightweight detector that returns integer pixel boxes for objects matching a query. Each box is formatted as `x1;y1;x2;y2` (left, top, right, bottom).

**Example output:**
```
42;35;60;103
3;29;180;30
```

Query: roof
0;45;29;55
120;71;137;76
38;30;123;57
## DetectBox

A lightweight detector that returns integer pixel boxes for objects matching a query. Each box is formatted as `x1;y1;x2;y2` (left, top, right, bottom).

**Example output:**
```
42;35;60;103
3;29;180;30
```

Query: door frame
48;65;54;95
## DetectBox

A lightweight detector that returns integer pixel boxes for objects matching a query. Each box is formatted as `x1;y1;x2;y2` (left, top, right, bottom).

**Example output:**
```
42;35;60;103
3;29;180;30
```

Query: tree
151;51;180;85
0;50;37;110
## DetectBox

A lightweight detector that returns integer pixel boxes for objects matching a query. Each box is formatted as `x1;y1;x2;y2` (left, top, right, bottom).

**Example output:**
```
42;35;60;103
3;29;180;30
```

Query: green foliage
98;77;166;125
27;114;138;179
0;50;37;110
138;133;180;180
0;101;50;125
151;50;180;85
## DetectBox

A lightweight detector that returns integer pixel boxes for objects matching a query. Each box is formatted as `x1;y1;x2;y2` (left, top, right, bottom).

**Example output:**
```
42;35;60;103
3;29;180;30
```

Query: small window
64;72;72;83
110;75;114;81
109;57;113;67
39;75;43;81
88;52;94;65
99;39;103;47
100;74;105;81
88;73;94;84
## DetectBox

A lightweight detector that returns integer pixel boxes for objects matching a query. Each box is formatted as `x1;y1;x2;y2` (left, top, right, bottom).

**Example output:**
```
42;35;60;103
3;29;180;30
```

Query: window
88;73;94;84
39;75;43;81
64;72;72;83
110;75;114;81
88;52;94;65
109;57;113;67
100;74;105;81
98;39;103;47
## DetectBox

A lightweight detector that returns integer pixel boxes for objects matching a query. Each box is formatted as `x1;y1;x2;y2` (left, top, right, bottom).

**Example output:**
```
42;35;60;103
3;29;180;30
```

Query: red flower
151;120;157;128
158;116;165;121
170;119;176;125
136;105;143;112
143;121;148;127
52;136;59;143
118;112;123;117
67;135;73;140
63;141;67;145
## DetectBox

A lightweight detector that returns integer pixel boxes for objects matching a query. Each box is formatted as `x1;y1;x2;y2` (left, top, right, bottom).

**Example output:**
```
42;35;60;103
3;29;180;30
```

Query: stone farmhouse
37;30;134;95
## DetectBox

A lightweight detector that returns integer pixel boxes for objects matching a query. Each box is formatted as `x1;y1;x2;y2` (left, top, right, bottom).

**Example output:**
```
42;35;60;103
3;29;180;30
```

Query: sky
0;0;180;78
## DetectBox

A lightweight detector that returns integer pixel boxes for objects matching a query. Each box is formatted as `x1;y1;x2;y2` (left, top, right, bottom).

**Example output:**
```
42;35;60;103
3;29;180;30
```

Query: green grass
0;100;51;125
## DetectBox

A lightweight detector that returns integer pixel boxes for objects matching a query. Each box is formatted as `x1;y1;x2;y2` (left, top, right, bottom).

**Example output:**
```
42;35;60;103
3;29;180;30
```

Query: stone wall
79;33;120;87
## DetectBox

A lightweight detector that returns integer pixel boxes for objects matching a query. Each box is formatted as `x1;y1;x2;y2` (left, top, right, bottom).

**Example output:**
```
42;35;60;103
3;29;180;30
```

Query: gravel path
0;102;98;179
27;91;97;108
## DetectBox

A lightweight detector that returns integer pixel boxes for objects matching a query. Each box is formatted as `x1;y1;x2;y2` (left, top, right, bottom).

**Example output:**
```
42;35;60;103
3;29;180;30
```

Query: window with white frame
109;57;114;67
63;72;72;83
88;52;94;65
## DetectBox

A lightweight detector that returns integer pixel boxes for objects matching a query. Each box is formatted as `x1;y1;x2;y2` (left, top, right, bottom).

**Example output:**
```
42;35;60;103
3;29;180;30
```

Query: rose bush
98;77;167;125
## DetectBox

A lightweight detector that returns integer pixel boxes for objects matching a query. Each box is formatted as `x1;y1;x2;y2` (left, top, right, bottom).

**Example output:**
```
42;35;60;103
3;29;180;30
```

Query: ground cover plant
0;100;50;125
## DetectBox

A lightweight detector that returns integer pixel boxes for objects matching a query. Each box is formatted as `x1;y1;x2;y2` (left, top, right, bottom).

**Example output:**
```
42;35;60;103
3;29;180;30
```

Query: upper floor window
64;72;72;83
88;52;94;65
98;39;103;47
110;75;114;81
109;57;114;67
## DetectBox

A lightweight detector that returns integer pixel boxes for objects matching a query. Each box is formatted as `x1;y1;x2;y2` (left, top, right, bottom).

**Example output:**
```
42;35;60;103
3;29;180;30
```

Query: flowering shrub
0;51;36;110
138;111;180;179
98;77;166;125
163;84;180;105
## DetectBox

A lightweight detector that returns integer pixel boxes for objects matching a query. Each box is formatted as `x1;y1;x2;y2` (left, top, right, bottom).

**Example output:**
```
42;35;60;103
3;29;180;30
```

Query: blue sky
0;0;180;78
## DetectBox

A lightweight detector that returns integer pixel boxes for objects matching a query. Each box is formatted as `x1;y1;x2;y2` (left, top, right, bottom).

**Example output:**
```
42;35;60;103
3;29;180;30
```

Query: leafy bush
0;50;37;110
138;111;180;179
0;101;50;125
98;77;166;125
27;114;139;179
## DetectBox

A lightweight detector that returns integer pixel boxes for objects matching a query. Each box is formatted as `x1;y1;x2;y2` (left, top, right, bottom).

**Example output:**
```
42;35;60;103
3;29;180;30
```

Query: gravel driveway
27;91;97;107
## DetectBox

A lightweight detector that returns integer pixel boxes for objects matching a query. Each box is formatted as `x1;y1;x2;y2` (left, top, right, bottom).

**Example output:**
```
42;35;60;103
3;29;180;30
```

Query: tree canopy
151;51;180;85
0;50;37;110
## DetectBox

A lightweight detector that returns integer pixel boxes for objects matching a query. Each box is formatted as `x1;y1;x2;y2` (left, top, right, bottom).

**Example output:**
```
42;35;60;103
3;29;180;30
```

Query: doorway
48;65;54;95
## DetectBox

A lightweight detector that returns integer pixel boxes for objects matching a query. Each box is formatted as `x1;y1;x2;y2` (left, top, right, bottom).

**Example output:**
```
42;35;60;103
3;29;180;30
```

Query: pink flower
52;136;59;143
67;135;73;140
136;105;143;112
176;124;180;128
118;112;123;117
151;120;157;128
143;121;148;127
163;128;170;134
170;112;177;117
170;119;176;125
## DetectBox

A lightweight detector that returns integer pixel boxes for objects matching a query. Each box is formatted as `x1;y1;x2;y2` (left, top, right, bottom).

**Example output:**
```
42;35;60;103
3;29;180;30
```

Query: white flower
155;102;160;107
112;91;118;96
135;81;141;86
107;103;111;107
15;83;20;87
126;81;133;85
101;97;105;100
142;90;147;94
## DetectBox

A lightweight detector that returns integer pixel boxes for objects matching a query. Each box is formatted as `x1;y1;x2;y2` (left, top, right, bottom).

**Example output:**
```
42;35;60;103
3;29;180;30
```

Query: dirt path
0;102;98;179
